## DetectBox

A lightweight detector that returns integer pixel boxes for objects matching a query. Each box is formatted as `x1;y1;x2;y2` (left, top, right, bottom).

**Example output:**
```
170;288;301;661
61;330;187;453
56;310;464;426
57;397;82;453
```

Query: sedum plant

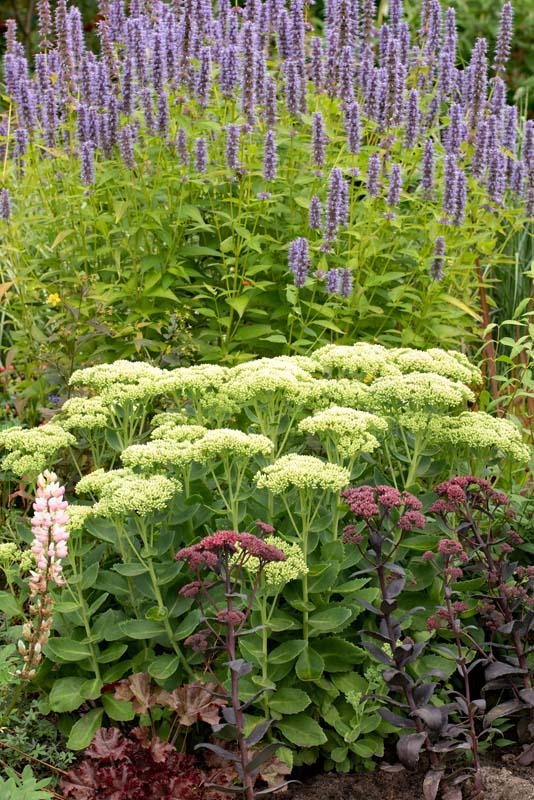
0;345;531;766
0;0;532;413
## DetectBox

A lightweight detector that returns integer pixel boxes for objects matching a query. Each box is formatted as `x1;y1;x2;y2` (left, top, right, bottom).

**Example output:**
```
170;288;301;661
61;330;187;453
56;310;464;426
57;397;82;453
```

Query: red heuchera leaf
113;672;155;715
60;727;202;800
156;681;226;726
259;755;291;789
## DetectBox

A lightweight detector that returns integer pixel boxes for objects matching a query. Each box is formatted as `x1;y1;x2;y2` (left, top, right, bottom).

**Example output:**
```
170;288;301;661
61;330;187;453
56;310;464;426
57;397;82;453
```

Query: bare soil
286;759;534;800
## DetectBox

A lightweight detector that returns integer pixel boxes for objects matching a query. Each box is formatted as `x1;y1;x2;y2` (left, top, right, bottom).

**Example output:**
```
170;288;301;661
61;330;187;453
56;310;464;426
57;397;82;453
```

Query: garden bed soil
286;761;534;800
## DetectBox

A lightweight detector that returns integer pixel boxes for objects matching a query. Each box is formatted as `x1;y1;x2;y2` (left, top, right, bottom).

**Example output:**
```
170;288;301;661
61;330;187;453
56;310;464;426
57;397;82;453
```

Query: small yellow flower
46;293;61;307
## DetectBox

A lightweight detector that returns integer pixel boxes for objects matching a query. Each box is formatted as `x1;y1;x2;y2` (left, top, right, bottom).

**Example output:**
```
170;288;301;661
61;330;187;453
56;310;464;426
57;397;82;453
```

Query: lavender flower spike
494;2;513;78
80;141;95;186
225;124;241;171
326;167;350;239
346;102;361;154
367;153;381;197
421;138;435;198
309;195;322;230
387;163;402;207
0;188;11;220
194;137;208;173
431;236;446;281
340;268;353;298
404;89;420;148
325;268;341;295
312;112;327;167
263;129;277;181
288;237;310;288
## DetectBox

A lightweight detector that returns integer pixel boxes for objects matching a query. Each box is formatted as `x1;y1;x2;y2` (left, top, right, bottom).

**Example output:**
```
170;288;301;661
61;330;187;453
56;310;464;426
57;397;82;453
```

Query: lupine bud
493;2;513;78
312;112;327;167
288;236;310;287
431;236;446;281
194;137;208;172
263;129;277;180
367;153;381;197
309;195;322;229
225;123;241;171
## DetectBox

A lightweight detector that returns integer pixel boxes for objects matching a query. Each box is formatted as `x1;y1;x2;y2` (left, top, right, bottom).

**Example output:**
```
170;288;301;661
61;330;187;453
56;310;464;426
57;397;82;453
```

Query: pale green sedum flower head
387;348;482;385
162;364;230;394
312;343;401;379
150;422;207;442
70;360;164;390
121;439;197;470
299;406;388;458
0;424;76;477
242;535;308;591
425;412;531;464
192;429;274;462
57;396;111;431
76;468;179;517
365;372;474;412
67;504;95;532
255;454;350;494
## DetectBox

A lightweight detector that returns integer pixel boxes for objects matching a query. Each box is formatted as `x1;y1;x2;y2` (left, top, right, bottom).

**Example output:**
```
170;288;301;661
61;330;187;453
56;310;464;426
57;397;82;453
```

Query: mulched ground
286;756;534;800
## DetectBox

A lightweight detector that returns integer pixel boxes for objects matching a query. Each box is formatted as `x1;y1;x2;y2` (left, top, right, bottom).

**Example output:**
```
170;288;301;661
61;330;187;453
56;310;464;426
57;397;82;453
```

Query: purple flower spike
431;236;446;281
310;37;324;91
263;129;277;181
118;125;136;169
194;137;208;173
339;45;355;104
387;163;402;207
196;46;212;108
37;0;53;49
404;89;420;148
220;46;239;98
325;268;341;295
312;111;327;167
241;22;257;124
491;77;506;125
487;148;506;206
309;195;322;230
453;168;467;226
288;237;310;288
80;140;95;186
264;76;278;129
443;154;458;221
326;167;350;239
367;153;381;197
340;267;353;297
468;38;488;130
225;124;241;171
471;120;488;179
345;102;361;154
421;138;435;198
157;90;170;137
445;103;466;155
176;128;189;165
0;188;11;220
510;160;525;195
494;2;513;77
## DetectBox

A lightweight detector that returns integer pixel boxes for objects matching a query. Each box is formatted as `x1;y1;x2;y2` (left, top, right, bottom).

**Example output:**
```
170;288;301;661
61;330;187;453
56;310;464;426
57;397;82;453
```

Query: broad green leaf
276;713;327;746
308;607;352;635
102;694;135;722
46;638;92;662
0;591;21;620
148;654;181;680
313;637;365;671
295;646;324;681
268;639;306;665
269;689;311;715
118;620;166;639
49;678;87;712
67;708;104;750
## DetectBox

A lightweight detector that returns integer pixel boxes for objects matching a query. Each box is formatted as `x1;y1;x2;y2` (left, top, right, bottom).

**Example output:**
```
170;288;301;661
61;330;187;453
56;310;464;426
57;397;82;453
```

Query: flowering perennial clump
0;424;76;477
298;406;388;458
76;468;179;517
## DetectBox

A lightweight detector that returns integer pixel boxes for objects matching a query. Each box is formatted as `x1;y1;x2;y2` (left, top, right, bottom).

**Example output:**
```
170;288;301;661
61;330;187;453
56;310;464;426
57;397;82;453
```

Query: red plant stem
225;559;255;800
374;546;441;771
443;581;483;794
